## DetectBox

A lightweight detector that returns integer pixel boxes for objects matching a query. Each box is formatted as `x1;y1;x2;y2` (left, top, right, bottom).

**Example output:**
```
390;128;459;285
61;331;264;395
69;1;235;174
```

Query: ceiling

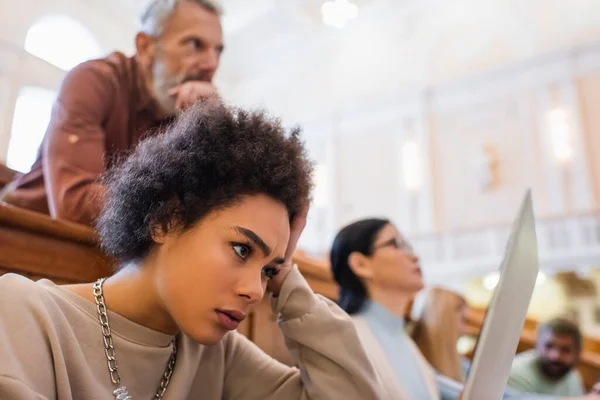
107;0;281;35
98;0;600;122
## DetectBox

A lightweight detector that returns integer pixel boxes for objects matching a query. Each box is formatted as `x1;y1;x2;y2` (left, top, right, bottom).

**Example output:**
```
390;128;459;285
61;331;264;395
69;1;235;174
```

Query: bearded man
508;317;585;397
4;0;223;226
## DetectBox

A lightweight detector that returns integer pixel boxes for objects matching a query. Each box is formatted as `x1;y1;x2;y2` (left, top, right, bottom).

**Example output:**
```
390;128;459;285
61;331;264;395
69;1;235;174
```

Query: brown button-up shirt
4;52;171;226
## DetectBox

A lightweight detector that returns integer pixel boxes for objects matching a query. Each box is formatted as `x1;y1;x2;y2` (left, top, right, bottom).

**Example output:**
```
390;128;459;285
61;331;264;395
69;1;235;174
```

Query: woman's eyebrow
233;226;271;257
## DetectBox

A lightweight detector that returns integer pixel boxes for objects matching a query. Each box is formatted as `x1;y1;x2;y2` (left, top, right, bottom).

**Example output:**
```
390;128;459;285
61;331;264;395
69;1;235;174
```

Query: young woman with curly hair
0;101;383;400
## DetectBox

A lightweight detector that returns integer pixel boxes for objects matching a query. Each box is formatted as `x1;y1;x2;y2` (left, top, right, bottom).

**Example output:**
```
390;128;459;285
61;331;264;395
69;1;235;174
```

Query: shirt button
68;134;79;144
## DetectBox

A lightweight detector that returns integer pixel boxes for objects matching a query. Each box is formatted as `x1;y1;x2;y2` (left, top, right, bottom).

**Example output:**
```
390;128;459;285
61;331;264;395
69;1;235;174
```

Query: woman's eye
262;266;280;280
232;244;251;259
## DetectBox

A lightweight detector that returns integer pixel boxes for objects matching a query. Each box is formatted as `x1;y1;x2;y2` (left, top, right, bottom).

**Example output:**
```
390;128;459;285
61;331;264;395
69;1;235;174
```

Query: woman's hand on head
266;202;309;296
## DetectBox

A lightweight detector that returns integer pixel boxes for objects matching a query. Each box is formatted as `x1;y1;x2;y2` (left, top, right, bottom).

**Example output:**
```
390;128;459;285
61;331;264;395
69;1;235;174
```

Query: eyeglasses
372;237;414;254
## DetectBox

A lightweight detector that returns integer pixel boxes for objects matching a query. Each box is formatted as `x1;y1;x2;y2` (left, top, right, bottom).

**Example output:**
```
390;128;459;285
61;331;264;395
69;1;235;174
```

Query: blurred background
3;0;600;337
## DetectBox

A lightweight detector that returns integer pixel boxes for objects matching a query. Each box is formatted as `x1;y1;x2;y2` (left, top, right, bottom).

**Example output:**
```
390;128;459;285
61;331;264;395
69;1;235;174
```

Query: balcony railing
411;212;600;282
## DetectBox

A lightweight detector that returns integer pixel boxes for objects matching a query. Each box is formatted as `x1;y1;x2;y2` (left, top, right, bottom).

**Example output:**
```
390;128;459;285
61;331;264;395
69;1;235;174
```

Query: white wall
221;0;600;122
297;40;600;260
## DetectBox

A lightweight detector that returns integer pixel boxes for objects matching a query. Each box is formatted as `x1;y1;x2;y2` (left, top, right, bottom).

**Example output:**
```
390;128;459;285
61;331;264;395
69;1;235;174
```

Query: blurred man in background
2;0;223;225
508;318;585;397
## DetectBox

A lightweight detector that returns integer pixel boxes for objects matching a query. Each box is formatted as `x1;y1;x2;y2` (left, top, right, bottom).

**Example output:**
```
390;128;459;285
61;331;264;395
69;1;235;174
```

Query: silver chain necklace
93;278;178;400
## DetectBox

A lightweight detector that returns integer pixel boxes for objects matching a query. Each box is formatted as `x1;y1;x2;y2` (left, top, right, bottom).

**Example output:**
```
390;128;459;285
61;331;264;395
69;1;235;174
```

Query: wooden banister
0;164;18;189
293;251;338;300
0;202;98;244
0;203;113;283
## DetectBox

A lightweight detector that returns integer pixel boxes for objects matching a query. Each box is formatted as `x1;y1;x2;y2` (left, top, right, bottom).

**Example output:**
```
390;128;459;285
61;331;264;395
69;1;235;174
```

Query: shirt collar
361;300;406;334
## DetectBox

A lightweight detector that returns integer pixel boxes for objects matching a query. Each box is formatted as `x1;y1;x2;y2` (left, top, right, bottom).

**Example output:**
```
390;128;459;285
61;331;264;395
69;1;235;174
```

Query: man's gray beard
152;64;179;116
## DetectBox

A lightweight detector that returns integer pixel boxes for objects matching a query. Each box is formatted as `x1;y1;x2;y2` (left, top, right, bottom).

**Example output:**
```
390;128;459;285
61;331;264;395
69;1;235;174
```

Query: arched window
24;14;102;70
6;86;57;172
7;15;102;172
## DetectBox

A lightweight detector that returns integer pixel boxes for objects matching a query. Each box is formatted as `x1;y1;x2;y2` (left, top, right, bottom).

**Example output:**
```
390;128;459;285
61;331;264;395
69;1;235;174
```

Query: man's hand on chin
168;81;218;110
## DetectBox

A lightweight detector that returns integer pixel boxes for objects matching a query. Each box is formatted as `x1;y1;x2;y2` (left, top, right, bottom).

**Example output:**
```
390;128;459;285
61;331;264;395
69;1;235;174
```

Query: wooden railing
1;201;599;389
0;202;112;283
411;210;600;284
0;164;18;190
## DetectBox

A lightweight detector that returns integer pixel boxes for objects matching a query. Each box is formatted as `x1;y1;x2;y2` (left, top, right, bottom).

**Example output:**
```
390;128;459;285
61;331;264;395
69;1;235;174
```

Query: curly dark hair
97;100;313;263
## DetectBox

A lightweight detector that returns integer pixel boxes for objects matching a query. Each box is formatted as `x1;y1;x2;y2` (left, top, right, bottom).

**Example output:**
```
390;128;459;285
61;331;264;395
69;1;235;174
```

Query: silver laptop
460;190;540;400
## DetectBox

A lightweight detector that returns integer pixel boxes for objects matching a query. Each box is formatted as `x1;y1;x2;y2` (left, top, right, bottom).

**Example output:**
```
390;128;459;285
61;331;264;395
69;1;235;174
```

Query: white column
535;81;593;215
298;117;337;256
397;106;435;235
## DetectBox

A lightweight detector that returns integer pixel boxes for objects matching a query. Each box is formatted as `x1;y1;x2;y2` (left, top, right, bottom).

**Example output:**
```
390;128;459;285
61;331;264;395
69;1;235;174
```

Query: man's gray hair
139;0;222;36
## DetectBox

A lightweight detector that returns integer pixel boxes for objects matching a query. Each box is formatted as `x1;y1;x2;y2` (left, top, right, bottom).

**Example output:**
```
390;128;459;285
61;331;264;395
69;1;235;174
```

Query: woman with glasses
330;218;435;400
330;218;600;400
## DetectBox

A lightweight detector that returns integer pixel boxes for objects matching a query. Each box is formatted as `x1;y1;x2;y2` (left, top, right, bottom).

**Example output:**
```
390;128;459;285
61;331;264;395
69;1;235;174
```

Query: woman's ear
150;224;169;244
150;218;178;244
348;251;373;280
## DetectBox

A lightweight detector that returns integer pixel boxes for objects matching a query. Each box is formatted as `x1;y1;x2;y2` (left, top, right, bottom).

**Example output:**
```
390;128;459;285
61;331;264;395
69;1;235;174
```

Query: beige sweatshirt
0;267;383;399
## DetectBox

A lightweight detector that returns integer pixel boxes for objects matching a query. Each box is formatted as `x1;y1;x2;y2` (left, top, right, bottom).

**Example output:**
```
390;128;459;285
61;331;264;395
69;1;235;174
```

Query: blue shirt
359;301;435;400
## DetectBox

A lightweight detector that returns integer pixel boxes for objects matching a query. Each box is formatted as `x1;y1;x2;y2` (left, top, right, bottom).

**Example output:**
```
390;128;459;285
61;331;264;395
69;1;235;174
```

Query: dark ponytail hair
330;218;390;314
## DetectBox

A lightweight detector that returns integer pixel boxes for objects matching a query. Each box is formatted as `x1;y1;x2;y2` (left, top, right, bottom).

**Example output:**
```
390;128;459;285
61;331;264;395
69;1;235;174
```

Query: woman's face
367;224;424;293
152;194;290;345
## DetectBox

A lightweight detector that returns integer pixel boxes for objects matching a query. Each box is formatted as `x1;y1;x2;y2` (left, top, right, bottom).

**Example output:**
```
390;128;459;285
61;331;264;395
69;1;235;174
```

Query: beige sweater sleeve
0;377;49;400
222;265;383;400
0;276;58;399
